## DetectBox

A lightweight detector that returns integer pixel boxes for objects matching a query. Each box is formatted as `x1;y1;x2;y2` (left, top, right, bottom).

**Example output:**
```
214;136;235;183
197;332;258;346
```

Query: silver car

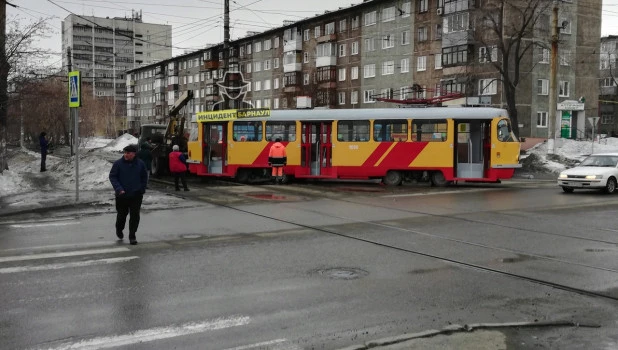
557;153;618;193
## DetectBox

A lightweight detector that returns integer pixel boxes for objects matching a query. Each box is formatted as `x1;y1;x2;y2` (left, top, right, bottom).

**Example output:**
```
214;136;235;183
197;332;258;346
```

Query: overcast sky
7;0;618;67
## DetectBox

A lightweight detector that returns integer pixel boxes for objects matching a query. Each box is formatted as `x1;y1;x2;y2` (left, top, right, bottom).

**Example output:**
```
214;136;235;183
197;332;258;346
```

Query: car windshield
579;155;618;167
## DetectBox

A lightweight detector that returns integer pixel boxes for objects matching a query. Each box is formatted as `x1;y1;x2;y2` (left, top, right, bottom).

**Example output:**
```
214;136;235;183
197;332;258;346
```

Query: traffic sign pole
68;71;82;202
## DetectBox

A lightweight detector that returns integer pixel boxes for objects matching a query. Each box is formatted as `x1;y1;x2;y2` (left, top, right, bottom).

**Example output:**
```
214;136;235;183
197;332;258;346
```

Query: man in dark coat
39;132;49;172
109;144;148;245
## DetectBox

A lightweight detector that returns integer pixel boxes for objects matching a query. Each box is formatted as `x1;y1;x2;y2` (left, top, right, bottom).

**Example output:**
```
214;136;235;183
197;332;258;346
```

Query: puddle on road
313;267;369;280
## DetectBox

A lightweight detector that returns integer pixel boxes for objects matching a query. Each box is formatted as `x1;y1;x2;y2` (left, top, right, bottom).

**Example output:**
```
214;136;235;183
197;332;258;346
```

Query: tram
186;107;521;186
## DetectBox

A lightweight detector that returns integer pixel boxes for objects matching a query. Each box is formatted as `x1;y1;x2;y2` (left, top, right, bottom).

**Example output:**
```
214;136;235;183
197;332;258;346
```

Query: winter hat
123;144;138;153
172;145;180;151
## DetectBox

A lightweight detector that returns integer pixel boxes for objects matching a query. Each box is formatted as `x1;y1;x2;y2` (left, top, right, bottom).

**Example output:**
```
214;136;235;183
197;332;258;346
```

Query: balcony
283;39;302;52
317;33;337;43
203;60;219;70
283;62;302;72
284;86;301;93
316;56;337;68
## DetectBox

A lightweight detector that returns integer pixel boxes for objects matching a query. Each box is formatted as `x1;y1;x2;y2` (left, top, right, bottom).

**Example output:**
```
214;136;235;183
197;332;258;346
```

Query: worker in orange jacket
268;137;287;184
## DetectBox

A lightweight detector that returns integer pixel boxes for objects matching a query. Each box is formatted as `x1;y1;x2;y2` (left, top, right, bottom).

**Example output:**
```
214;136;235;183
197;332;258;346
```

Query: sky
8;0;618;69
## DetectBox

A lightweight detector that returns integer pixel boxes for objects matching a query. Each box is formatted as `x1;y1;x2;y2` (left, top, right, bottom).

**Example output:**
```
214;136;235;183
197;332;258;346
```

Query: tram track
168;181;618;302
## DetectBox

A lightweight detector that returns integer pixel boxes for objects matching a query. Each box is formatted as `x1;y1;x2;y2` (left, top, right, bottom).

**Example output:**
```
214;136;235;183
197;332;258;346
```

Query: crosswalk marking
37;316;251;350
1;241;112;253
0;256;139;274
0;247;129;263
10;221;80;228
222;339;299;350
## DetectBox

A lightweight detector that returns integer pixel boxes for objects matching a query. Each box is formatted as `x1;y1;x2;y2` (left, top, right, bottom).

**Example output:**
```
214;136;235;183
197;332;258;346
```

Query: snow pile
526;138;618;173
103;133;137;152
0;168;31;195
54;154;113;190
81;137;114;149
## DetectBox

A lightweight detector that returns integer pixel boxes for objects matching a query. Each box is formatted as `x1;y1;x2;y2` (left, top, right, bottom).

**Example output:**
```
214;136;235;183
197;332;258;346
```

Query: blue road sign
68;71;81;107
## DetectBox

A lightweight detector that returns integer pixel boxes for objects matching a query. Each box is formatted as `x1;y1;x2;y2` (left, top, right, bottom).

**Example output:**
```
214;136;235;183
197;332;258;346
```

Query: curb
0;201;100;218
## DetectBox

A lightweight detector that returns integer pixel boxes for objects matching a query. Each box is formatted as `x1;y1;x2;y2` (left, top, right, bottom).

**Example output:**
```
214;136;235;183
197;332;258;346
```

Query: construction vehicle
139;90;193;175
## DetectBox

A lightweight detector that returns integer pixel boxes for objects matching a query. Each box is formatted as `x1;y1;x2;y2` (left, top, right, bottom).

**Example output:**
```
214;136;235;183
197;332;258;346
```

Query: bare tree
474;0;553;138
1;14;54;172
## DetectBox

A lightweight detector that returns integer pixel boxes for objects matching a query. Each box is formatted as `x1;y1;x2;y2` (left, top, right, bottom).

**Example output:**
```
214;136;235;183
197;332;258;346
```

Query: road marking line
38;316;251;350
382;188;495;198
10;221;80;228
0;256;138;274
2;241;112;252
0;247;129;263
222;339;288;350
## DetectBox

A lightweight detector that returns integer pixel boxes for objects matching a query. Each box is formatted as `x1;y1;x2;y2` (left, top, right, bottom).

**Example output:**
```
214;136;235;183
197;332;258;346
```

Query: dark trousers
173;172;188;190
40;151;47;171
115;194;143;239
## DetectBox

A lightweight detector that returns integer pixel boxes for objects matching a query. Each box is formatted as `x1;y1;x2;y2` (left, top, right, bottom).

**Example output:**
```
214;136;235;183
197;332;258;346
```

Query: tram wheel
236;169;250;183
430;171;448;187
383;170;403;186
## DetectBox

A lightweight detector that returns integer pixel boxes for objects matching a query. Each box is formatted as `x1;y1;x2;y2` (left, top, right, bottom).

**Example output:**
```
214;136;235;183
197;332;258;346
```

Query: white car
558;153;618;193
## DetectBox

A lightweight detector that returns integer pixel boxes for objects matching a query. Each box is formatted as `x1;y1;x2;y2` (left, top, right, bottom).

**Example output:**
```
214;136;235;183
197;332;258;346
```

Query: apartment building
126;0;601;138
599;35;618;136
62;11;172;131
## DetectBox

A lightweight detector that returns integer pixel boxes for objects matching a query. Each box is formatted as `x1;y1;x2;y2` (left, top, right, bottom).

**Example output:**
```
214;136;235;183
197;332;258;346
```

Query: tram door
203;123;227;174
454;120;490;178
301;122;332;176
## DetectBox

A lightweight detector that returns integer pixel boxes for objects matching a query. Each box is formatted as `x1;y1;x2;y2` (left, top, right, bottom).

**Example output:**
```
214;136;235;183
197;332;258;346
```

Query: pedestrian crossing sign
68;71;81;107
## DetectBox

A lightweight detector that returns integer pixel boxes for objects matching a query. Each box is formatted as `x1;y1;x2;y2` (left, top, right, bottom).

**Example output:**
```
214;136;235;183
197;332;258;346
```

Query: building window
382;61;395;75
338;67;346;81
365;11;377;26
539;48;549;63
537;79;549;95
435;53;442;69
339;19;347;32
602;114;614;124
402;30;410;45
303;52;309;63
435;24;442;40
401;2;411;17
264;79;271;90
418;0;428;13
560;49;571;66
479;45;498;63
303;29;310;41
338;91;346;105
254;81;261;91
364;64;376;78
274;98;279;109
339;43;346;57
537;112;548;127
364;38;376;52
351;90;359;104
274;37;279;48
559;17;571;34
264;59;271;70
479;79;497;95
304;73;310;85
380;88;393;99
442;45;469;66
314;26;321;38
444;12;469;33
274;57;279;68
364;89;375;103
401;58;409;73
383;6;396;22
382;34;395;49
325;22;335;35
351;16;360;29
351;66;359;80
417;27;428;42
417;56;426;71
254;61;262;72
264;39;271;50
351;41;359;55
559;81;570;96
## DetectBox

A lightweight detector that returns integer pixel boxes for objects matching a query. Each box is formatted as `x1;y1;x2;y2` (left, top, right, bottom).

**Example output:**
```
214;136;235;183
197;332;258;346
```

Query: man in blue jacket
109;144;148;245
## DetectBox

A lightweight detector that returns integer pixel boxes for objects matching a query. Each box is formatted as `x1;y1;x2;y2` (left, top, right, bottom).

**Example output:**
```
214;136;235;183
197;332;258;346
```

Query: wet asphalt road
1;180;618;349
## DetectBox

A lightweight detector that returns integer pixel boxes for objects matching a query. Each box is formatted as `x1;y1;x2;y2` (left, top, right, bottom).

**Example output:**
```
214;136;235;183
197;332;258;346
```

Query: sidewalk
520;137;545;152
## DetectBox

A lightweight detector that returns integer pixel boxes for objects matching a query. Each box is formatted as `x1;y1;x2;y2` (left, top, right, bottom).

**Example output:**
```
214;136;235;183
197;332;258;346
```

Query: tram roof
238;107;509;122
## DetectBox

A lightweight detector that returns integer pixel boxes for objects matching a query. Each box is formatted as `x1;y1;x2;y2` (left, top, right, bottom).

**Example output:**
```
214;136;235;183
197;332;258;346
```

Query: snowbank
103;133;138;152
527;138;618;173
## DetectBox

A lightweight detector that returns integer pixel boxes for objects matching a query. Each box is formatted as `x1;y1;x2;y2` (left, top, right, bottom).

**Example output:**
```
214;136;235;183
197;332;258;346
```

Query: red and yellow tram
186;108;521;185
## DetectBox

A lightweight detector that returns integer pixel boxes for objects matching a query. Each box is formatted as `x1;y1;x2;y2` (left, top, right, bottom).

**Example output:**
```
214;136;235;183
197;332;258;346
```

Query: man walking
109;144;148;245
268;137;287;184
39;132;48;172
169;145;189;191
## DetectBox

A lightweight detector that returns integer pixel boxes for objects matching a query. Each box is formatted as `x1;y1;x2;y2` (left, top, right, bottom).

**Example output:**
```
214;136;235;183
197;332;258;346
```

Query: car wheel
605;177;617;194
562;186;574;193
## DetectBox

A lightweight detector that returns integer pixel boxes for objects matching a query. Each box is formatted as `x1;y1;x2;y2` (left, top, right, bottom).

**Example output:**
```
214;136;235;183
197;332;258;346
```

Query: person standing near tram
268;137;287;184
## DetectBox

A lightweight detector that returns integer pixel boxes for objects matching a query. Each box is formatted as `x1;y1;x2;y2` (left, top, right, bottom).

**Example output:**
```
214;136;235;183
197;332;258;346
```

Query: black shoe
130;240;138;245
116;231;124;239
40;169;47;172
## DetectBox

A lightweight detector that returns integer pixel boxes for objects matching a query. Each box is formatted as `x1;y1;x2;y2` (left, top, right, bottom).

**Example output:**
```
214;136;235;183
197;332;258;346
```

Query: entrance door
455;120;489;178
301;122;332;176
204;123;227;174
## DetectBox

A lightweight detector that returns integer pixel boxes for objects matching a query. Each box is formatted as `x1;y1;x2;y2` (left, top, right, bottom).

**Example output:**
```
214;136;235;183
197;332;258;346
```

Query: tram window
373;120;408;142
188;122;199;142
233;121;263;142
412;119;447;142
266;121;296;141
337;120;370;142
497;119;515;142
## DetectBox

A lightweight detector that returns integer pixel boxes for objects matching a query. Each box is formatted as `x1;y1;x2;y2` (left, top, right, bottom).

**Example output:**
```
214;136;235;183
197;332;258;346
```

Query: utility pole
547;0;559;155
0;0;8;172
223;0;231;109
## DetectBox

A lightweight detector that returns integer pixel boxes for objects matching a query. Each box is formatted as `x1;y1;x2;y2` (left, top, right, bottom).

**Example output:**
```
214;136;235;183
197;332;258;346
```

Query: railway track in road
157;179;618;303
